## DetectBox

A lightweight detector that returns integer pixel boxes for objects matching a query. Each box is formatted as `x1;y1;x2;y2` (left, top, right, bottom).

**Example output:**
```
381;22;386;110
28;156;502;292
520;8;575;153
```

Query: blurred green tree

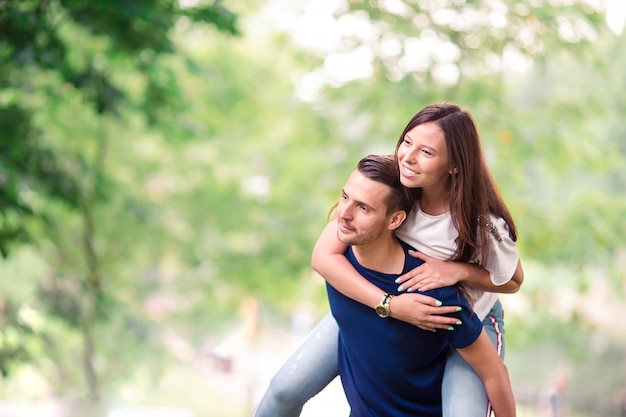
0;0;239;400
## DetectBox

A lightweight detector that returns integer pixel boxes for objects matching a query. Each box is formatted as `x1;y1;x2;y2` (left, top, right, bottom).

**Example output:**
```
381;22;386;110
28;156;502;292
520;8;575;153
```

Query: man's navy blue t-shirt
326;239;483;417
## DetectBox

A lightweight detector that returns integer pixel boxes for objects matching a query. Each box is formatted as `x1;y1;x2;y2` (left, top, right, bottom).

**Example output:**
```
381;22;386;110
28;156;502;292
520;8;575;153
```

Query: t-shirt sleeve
434;287;482;349
481;214;520;286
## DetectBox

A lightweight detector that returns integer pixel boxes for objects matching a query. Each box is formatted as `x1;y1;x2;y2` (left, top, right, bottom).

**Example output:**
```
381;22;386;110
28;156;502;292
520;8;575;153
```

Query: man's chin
337;233;354;246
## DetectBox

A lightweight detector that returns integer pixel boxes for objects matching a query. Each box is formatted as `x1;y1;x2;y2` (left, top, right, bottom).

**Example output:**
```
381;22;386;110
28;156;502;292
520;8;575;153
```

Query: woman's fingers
394;269;415;286
396;275;426;292
390;294;463;331
420;309;464;331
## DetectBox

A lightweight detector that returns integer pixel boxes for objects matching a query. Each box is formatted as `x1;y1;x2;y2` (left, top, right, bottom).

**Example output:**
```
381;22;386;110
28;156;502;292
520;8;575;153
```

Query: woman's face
397;122;452;192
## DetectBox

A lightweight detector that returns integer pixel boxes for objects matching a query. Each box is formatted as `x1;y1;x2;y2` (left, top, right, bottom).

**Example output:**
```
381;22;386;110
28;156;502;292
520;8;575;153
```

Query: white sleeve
482;214;520;286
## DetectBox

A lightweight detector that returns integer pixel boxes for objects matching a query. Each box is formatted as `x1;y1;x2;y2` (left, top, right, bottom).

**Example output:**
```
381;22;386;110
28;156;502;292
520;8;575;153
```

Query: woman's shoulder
482;213;513;243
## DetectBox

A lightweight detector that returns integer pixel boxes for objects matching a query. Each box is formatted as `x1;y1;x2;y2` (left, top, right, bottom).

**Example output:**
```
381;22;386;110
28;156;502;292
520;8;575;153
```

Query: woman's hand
389;293;462;332
395;251;466;293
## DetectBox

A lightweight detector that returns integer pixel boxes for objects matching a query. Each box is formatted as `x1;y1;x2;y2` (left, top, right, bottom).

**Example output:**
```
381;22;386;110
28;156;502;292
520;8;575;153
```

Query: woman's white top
395;207;519;320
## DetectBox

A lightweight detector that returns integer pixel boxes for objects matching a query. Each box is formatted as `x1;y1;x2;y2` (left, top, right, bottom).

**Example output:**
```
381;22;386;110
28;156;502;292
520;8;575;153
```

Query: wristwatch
375;293;393;318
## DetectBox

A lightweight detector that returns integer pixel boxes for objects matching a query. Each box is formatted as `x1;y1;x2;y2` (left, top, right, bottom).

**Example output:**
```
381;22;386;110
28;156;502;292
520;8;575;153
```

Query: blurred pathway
204;324;349;416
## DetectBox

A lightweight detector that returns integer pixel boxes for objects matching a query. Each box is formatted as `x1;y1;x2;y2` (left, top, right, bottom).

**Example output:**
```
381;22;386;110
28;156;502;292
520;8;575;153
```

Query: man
326;154;516;417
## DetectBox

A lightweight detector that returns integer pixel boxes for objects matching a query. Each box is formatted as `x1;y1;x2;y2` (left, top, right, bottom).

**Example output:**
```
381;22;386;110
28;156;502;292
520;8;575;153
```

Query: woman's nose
402;148;417;163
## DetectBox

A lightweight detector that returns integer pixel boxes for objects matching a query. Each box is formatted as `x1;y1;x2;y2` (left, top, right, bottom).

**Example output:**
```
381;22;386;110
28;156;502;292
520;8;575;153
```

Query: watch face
376;305;389;318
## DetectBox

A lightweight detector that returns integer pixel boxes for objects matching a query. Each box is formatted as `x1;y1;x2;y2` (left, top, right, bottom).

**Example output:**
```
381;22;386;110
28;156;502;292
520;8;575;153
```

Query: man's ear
388;210;407;231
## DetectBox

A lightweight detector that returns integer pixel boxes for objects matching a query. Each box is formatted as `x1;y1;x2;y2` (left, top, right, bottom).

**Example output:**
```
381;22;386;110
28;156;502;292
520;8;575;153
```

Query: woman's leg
253;312;340;417
442;299;505;417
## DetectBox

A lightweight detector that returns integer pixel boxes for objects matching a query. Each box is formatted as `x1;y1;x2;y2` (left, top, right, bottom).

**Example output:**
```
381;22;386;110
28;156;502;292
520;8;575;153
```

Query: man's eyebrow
353;197;375;211
341;188;374;210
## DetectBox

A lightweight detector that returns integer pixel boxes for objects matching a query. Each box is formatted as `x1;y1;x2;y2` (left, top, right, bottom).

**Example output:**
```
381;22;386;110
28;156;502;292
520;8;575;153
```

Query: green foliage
0;0;243;238
0;0;242;400
0;104;83;256
0;299;34;377
334;0;604;84
494;31;626;265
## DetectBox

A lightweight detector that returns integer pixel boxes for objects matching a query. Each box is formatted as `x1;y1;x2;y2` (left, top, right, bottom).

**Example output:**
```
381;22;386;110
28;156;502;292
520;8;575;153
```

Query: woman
254;102;523;417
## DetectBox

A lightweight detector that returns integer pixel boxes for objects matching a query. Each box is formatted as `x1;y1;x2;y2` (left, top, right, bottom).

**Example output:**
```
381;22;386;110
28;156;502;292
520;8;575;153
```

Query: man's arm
311;220;461;331
456;330;517;417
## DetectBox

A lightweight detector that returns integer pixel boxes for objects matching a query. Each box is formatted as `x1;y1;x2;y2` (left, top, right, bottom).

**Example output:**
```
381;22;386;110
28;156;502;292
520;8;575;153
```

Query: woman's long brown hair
395;103;517;264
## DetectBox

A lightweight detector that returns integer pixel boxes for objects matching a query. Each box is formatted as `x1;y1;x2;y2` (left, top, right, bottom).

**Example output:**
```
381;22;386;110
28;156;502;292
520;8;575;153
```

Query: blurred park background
1;0;625;416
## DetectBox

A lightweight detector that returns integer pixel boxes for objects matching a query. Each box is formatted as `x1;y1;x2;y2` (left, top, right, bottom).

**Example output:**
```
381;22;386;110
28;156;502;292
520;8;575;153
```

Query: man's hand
395;251;465;293
389;293;462;332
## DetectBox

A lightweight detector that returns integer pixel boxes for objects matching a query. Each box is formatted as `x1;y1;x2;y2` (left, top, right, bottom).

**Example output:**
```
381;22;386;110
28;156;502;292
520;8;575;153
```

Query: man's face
336;169;394;246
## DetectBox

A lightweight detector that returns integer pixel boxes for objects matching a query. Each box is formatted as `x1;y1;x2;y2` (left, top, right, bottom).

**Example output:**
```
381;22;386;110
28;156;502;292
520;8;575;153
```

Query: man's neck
351;234;405;275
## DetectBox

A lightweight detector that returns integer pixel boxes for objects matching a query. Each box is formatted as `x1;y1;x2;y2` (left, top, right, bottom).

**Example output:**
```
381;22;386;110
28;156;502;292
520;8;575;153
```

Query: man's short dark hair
356;154;413;215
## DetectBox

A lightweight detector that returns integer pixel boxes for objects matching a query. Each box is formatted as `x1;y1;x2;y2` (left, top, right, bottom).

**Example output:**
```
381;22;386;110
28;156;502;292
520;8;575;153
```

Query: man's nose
338;204;352;220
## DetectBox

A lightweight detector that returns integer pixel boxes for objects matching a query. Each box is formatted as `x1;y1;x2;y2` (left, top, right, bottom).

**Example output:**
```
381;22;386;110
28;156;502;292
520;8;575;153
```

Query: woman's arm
457;330;517;417
311;220;461;331
395;252;524;294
